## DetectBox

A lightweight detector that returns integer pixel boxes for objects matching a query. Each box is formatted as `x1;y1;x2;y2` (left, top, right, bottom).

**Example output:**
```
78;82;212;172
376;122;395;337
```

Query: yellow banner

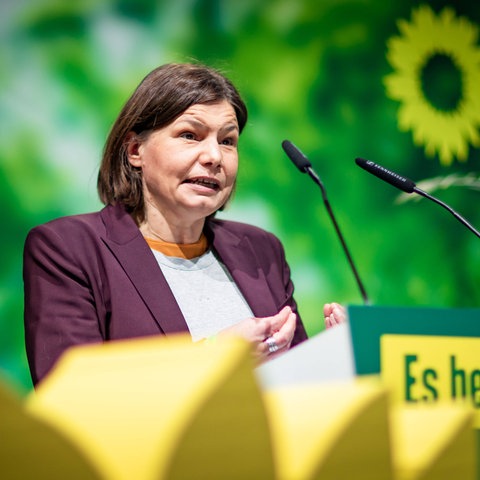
381;334;480;427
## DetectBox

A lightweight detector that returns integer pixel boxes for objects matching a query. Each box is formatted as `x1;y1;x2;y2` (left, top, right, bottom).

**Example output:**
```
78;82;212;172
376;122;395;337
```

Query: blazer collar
99;204;188;335
206;219;278;318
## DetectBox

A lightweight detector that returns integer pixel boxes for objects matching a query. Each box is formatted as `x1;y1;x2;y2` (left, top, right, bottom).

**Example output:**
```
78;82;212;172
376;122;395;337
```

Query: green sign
348;305;480;376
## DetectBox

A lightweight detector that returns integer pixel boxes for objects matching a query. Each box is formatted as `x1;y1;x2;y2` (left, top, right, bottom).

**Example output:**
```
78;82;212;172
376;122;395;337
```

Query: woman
24;63;342;386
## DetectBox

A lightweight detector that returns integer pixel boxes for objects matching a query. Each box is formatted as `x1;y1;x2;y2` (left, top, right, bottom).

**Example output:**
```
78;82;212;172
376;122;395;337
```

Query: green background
1;0;479;392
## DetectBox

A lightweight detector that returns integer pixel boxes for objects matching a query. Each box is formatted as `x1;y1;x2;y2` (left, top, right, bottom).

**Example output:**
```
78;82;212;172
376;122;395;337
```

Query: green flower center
420;52;463;112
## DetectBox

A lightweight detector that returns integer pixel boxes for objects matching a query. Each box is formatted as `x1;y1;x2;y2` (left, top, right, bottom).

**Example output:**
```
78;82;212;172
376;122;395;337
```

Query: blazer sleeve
267;231;308;346
23;223;104;385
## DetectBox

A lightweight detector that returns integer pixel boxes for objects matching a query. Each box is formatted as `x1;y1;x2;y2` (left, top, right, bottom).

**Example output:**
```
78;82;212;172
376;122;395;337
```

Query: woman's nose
198;138;222;167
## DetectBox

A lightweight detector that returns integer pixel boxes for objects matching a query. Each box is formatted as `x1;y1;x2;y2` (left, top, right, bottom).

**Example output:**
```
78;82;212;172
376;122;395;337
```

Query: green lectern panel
348;305;480;376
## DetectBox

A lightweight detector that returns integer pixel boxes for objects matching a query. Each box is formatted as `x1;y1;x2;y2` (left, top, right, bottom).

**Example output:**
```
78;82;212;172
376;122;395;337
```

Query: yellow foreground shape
26;334;275;480
263;379;393;479
0;379;100;479
389;405;475;480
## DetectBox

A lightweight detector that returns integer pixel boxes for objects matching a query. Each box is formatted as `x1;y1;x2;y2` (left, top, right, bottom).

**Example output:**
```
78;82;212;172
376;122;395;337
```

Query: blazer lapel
207;220;278;318
100;204;188;335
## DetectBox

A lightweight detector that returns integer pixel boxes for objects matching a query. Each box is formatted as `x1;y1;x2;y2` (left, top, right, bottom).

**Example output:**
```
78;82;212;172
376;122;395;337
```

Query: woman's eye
221;137;237;147
180;132;196;140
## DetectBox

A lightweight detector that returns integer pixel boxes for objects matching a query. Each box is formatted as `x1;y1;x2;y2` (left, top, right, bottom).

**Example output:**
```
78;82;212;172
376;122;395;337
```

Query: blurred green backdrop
1;0;479;392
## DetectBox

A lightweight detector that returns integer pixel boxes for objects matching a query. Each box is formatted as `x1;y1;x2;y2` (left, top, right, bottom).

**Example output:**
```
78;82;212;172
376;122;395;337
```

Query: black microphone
282;139;312;172
355;158;415;193
356;157;480;239
282;140;369;305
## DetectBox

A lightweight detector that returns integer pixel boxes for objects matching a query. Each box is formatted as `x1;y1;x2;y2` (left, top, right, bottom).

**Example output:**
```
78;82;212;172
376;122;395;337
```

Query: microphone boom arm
413;186;480;239
305;166;370;305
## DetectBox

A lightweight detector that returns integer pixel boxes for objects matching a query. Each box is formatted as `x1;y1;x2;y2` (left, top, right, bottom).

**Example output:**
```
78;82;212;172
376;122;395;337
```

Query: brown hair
97;63;248;221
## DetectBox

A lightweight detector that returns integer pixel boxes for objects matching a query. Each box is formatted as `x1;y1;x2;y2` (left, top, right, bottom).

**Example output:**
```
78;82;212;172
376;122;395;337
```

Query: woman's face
127;100;239;225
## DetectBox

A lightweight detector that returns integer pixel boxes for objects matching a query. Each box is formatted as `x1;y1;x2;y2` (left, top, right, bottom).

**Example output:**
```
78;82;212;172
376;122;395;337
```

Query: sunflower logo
384;5;480;166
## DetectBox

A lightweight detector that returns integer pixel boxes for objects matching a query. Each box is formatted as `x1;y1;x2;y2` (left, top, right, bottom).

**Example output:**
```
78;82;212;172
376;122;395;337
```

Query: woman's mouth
183;177;220;191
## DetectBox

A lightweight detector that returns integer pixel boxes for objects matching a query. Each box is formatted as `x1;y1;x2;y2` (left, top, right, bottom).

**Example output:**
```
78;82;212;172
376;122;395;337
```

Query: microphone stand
413;186;480;239
305;166;370;305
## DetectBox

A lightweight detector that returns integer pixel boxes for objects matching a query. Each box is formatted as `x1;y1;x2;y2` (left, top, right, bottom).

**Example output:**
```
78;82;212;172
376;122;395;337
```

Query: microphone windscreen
355;157;416;193
282;140;312;172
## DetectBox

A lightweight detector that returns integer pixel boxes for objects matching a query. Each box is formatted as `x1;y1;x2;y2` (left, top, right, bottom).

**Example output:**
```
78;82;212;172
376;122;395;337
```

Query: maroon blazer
23;203;307;384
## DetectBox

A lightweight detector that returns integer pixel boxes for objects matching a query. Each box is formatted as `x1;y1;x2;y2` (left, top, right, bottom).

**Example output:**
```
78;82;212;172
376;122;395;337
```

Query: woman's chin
186;195;227;215
180;201;221;220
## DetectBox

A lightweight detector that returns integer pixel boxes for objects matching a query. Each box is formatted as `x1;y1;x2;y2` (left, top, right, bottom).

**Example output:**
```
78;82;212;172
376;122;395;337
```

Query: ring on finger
265;336;279;353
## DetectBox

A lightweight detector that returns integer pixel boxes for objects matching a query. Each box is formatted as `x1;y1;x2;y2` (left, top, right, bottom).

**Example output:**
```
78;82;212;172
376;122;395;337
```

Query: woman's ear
125;131;142;167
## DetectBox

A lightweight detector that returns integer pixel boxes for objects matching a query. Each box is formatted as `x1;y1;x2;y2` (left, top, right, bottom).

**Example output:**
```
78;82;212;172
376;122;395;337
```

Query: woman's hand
219;306;297;361
324;302;347;329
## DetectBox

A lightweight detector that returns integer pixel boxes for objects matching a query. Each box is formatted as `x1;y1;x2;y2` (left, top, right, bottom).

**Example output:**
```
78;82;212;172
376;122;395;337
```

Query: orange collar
145;233;208;259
